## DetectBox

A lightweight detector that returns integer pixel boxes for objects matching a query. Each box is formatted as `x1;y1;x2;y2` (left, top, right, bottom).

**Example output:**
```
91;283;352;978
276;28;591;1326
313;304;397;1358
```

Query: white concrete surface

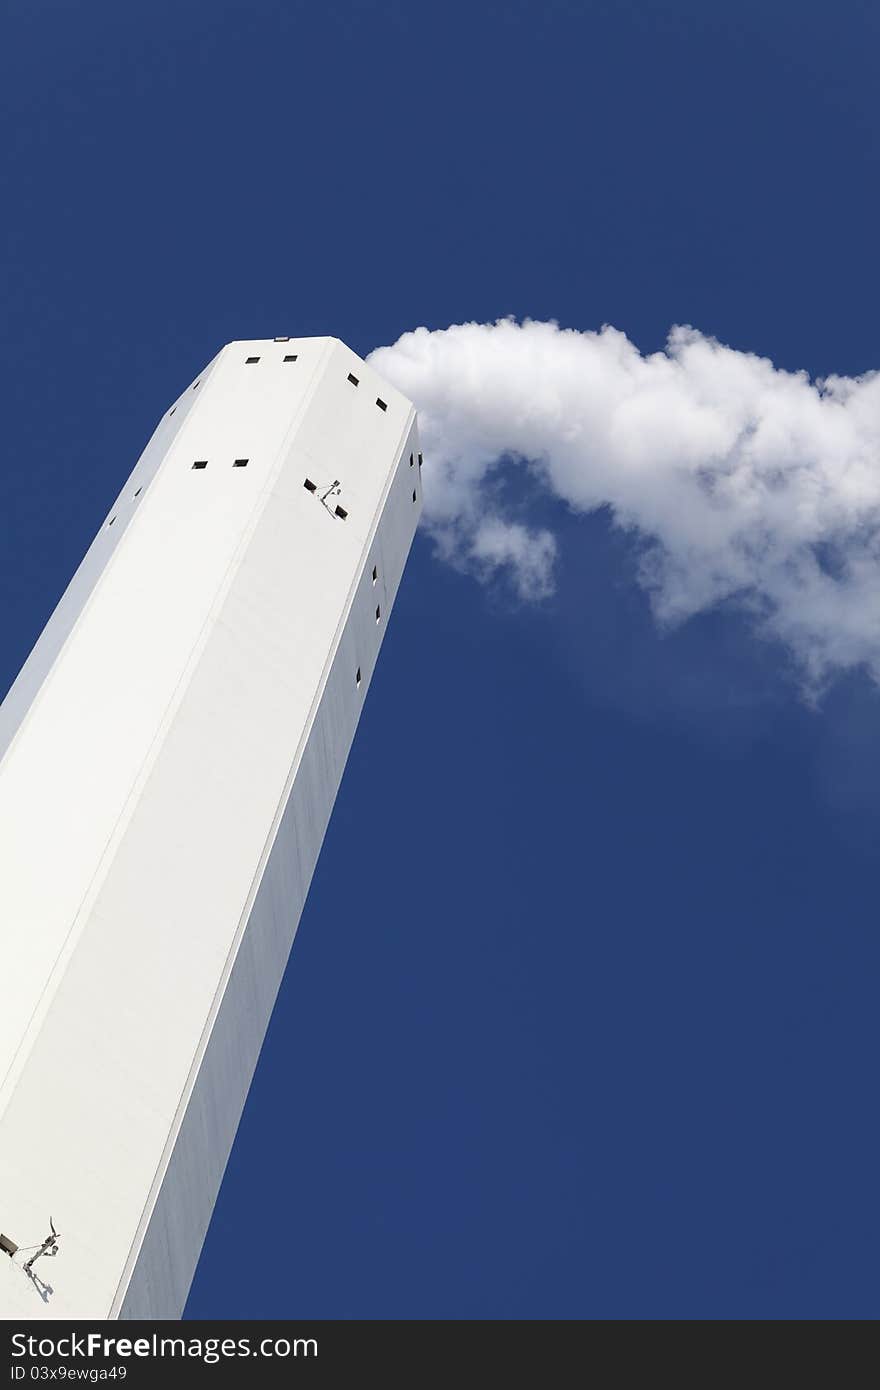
0;338;422;1318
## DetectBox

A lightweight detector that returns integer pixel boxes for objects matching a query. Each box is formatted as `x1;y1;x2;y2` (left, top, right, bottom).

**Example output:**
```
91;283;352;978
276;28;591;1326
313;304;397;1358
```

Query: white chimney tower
0;338;422;1318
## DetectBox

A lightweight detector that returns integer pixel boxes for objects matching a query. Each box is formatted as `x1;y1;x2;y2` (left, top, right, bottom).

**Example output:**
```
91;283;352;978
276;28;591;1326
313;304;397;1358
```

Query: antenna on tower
22;1218;60;1274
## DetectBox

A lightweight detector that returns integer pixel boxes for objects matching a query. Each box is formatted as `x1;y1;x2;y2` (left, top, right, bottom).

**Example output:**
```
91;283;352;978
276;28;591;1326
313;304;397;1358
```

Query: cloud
467;518;557;600
369;318;880;690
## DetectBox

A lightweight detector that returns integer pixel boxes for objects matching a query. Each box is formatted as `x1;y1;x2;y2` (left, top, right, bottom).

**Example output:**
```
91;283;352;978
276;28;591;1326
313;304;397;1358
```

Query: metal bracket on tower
22;1219;60;1274
303;477;349;521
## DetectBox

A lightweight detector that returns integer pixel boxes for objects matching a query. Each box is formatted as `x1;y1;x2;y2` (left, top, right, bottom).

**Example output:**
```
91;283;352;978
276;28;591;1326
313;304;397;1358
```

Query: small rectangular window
134;487;142;498
335;504;348;520
233;458;249;468
418;452;423;467
409;453;414;466
412;489;417;501
376;398;387;412
356;667;362;688
283;354;298;362
304;478;317;492
193;460;208;470
192;381;200;390
347;372;359;386
274;336;290;342
108;516;116;526
246;356;260;364
375;605;381;623
372;565;378;583
170;406;176;416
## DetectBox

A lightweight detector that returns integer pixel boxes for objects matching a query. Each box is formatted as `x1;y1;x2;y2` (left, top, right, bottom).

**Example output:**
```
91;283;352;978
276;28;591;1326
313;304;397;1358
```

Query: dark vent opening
192;460;208;470
347;372;359;386
412;489;417;501
304;478;317;492
233;458;249;468
335;505;348;520
410;453;414;466
283;354;298;362
356;667;362;687
245;356;260;364
372;565;378;582
376;398;387;412
375;605;381;623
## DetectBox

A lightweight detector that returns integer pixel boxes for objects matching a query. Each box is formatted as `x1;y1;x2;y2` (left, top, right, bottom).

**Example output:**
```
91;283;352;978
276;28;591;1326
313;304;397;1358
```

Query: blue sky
2;0;879;1317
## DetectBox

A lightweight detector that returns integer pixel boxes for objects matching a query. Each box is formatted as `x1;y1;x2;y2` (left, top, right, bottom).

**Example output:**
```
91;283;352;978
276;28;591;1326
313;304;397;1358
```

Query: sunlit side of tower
0;338;422;1318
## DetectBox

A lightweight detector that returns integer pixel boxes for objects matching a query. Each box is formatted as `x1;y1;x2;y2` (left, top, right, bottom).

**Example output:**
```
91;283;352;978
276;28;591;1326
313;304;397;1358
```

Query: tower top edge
207;338;416;415
217;335;342;350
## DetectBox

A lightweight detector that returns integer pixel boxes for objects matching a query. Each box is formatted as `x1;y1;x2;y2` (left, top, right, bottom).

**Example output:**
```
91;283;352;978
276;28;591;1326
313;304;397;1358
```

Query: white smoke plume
369;318;880;689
